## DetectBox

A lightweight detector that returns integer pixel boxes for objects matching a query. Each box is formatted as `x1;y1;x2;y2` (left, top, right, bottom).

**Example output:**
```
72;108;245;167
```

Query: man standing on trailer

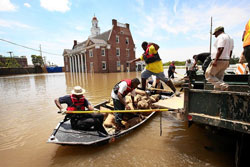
205;26;234;91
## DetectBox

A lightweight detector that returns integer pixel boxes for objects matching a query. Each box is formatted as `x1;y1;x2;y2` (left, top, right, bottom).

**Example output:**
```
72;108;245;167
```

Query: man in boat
55;86;108;135
111;78;141;128
205;26;234;91
129;41;180;96
147;76;173;97
192;52;211;74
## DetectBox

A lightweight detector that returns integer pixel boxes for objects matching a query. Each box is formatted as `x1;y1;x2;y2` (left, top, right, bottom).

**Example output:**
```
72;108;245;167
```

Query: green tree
229;55;239;64
5;58;21;68
163;61;186;66
0;61;5;67
31;55;44;66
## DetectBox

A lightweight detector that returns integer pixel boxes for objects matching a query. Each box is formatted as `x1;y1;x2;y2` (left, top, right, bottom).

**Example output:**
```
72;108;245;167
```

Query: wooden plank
153;93;184;110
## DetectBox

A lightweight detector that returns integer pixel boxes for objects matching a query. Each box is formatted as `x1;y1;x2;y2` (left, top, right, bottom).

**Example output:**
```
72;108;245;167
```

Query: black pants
112;98;137;126
202;56;212;74
70;113;108;135
244;45;250;69
168;71;174;78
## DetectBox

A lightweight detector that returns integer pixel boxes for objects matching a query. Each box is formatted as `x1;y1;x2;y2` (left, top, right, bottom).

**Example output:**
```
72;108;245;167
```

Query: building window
102;61;106;70
126;49;130;57
116;48;120;56
101;48;105;56
116;35;119;43
89;50;93;57
126;37;129;45
121;31;124;34
90;62;94;72
117;61;120;67
65;57;68;63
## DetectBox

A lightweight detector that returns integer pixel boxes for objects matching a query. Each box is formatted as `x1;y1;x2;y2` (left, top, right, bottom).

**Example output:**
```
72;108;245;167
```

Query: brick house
63;16;136;73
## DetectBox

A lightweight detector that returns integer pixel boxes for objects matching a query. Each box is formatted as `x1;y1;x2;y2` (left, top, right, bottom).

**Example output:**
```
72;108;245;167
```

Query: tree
0;61;5;67
31;55;44;66
4;58;21;68
229;55;239;64
163;61;186;66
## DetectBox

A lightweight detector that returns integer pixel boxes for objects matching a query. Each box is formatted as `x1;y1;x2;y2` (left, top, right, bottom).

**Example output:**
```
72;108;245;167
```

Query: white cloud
75;26;84;31
0;19;33;29
40;0;71;13
0;0;17;11
24;3;31;8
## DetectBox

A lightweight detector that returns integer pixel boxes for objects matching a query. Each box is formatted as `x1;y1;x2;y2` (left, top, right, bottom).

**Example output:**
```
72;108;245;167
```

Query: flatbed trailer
184;74;250;167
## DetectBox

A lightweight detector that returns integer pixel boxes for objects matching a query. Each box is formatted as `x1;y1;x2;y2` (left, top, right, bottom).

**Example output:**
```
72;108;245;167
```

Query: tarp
46;66;62;73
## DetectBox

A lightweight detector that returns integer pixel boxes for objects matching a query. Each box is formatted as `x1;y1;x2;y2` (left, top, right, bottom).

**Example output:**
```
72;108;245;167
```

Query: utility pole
7;51;13;58
209;17;213;54
39;44;46;65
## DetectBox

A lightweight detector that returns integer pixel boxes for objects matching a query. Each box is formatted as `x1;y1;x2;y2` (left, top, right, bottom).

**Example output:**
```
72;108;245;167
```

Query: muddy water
0;71;235;167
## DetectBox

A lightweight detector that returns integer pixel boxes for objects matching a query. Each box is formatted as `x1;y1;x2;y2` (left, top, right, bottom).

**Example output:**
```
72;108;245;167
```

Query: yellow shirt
140;45;164;73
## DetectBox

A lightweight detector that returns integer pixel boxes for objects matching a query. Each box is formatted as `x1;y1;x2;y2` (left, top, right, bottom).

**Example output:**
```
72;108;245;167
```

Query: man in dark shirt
192;52;211;74
55;86;108;135
168;61;176;78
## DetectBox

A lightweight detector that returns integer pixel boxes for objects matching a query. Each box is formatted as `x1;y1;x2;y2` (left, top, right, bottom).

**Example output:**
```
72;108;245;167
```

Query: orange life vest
243;19;250;47
67;95;85;111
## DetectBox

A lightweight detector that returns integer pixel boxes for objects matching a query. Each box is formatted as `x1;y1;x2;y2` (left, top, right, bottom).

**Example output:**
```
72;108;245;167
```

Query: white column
84;54;87;73
77;54;81;73
74;55;77;73
81;54;84;73
71;55;74;73
69;56;72;72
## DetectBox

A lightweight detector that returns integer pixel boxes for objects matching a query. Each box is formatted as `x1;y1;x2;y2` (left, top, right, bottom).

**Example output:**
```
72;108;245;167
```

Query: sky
0;0;249;66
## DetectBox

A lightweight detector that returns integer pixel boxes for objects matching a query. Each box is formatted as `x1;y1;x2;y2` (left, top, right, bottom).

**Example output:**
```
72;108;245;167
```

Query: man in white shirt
111;78;141;128
205;26;234;91
185;59;193;76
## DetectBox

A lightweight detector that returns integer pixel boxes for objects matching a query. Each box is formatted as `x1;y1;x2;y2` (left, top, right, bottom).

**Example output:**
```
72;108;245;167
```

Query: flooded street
0;71;235;167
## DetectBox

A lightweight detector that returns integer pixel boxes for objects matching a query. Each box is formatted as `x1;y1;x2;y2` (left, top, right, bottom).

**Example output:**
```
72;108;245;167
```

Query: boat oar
65;108;176;114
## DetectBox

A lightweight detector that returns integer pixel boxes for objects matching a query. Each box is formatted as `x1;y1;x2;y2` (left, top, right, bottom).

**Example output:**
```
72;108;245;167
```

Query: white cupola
90;15;100;37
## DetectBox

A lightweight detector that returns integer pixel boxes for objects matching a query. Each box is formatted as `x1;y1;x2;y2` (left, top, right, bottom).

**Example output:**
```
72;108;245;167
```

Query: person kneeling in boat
111;78;142;129
147;76;173;97
55;86;108;135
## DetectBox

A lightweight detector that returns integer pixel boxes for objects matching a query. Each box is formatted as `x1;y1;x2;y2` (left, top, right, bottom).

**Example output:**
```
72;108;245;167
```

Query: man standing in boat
205;26;234;91
55;86;108;135
111;78;141;128
129;41;180;96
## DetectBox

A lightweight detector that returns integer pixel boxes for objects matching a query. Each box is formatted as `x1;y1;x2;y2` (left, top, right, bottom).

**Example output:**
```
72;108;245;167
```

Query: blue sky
0;0;249;66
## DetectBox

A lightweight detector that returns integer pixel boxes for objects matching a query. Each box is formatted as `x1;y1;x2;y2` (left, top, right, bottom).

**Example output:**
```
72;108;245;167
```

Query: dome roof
92;16;98;21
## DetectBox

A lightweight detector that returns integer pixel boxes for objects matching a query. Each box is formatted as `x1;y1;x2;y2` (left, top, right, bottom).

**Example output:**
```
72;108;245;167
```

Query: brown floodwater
0;71;235;167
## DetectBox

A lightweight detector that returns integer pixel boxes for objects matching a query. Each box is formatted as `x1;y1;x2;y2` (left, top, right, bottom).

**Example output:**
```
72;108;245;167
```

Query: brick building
63;16;136;73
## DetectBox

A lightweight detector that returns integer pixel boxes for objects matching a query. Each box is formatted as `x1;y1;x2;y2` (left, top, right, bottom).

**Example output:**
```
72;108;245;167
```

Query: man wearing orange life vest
129;41;179;96
55;86;108;135
242;19;250;69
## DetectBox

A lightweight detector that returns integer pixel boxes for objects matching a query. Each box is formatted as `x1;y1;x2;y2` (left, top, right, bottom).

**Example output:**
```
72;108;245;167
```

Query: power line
0;38;62;56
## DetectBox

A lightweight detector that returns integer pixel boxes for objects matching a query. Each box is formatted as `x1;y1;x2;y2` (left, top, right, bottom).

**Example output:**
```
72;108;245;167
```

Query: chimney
73;40;77;49
112;19;117;27
125;23;129;29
